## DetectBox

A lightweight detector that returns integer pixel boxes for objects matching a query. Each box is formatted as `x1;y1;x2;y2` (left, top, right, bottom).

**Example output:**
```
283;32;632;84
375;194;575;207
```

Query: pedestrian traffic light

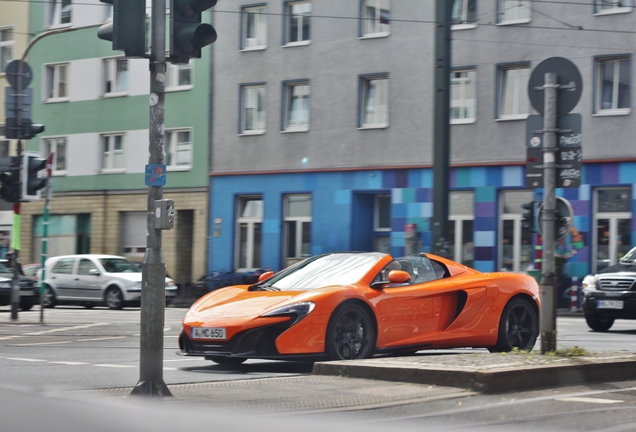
0;158;21;203
97;0;147;58
22;151;47;201
20;120;45;140
521;201;535;233
170;0;217;64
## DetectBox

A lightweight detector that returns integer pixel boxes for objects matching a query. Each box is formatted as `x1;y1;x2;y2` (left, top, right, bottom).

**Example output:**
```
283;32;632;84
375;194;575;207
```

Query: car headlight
582;275;597;295
261;302;315;326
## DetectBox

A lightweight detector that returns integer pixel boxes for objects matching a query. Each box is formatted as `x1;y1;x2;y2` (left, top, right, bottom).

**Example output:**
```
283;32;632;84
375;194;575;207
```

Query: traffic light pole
131;0;171;397
540;73;558;354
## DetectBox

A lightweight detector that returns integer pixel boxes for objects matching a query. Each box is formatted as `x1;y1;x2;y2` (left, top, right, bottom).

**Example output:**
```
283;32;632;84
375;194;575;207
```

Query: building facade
20;0;211;284
208;0;636;283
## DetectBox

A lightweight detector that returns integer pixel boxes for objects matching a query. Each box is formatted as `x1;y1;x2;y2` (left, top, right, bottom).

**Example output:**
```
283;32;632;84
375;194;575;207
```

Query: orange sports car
178;252;541;365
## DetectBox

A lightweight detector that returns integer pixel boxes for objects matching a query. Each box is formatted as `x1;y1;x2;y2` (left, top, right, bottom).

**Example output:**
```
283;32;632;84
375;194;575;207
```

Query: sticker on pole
145;164;166;186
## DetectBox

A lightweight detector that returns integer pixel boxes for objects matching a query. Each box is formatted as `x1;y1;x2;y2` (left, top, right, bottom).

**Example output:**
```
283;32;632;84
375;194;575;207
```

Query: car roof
46;254;127;262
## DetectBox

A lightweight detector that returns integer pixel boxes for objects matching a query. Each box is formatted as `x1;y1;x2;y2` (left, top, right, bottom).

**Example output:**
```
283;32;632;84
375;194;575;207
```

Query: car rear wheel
490;298;538;352
584;313;614;332
105;287;124;310
207;356;247;366
43;286;56;308
326;304;375;360
20;301;33;311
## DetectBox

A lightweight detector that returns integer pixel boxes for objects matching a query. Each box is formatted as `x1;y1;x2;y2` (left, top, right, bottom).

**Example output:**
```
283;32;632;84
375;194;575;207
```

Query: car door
74;258;103;301
50;257;78;300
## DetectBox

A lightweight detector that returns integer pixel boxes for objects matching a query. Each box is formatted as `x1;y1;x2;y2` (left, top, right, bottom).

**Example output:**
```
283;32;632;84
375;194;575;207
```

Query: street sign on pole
525;146;582;188
528;57;582;117
537;197;574;241
526;114;581;149
5;60;32;90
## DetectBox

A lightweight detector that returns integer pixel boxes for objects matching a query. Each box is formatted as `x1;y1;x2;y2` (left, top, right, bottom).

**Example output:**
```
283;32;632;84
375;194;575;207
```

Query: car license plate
191;327;226;340
597;300;624;309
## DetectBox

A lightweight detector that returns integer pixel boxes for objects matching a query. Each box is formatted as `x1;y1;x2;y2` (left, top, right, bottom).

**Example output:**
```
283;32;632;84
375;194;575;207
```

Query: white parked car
42;254;177;309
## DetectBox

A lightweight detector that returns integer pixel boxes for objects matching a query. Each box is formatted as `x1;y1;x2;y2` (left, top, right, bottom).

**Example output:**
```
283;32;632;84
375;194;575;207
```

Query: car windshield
98;258;138;273
258;253;385;291
620;247;636;263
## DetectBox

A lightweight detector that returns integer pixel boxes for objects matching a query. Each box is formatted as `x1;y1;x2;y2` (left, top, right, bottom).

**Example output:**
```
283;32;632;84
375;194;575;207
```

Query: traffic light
20;120;45;140
170;0;218;64
22;151;47;201
521;201;536;233
0;157;21;203
97;0;147;58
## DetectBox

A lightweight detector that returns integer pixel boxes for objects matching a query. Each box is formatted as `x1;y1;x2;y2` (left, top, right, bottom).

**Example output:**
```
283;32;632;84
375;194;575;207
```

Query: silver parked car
42;254;176;309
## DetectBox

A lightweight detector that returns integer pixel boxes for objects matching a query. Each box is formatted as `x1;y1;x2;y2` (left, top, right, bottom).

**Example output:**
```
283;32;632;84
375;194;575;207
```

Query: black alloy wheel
491;298;538;352
584;313;614;332
326;304;375;360
104;287;124;310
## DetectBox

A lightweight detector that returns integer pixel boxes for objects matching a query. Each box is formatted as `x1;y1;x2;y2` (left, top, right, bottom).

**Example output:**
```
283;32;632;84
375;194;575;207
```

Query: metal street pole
432;0;452;257
131;0;171;396
540;73;558;353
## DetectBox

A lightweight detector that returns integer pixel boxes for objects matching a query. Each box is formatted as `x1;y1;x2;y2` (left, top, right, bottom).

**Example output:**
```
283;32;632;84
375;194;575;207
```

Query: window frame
100;133;126;173
360;0;391;38
496;62;531;120
103;57;129;97
43;137;68;175
593;55;631;116
359;73;389;128
451;0;477;30
235;196;264;271
374;194;391;231
166;61;193;91
48;0;72;28
281;80;310;132
164;128;193;170
44;63;69;102
283;0;311;46
241;4;268;51
0;26;15;75
239;83;267;135
282;194;312;267
497;0;532;25
450;67;477;124
594;0;633;15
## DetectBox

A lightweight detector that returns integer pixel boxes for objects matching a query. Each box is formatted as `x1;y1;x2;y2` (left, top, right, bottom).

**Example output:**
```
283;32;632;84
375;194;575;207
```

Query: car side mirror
258;271;274;282
88;269;101;276
370;270;411;289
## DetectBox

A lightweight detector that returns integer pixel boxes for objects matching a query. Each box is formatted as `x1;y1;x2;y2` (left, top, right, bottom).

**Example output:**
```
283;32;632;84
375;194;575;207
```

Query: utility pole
432;0;452;257
131;0;170;396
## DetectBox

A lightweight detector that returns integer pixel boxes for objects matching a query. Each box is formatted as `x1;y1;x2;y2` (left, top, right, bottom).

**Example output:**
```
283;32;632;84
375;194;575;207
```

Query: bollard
570;276;579;312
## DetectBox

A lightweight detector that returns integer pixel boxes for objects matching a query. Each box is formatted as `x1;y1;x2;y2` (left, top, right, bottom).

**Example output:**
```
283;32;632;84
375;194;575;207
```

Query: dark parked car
0;259;40;311
582;246;636;331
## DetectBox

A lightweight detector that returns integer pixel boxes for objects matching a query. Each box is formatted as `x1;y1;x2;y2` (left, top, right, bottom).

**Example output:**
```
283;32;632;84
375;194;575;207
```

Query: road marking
11;341;73;346
50;361;89;365
163;367;177;371
164;358;204;362
93;364;136;368
556;397;623;404
0;336;21;341
6;357;47;362
75;336;128;342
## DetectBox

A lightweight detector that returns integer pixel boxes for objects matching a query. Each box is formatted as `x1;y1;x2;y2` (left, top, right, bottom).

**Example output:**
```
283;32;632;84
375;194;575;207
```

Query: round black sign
5;60;33;90
537;197;574;241
528;57;582;118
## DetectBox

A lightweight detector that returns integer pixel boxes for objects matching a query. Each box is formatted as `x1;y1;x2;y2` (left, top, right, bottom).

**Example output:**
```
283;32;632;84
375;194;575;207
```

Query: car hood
598;262;636;275
190;287;301;319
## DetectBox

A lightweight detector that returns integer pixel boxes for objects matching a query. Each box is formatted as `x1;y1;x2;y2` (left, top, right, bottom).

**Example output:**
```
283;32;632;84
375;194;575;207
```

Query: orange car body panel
182;253;541;356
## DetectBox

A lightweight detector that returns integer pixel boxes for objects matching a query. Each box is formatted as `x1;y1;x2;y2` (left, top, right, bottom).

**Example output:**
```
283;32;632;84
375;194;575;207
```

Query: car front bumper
581;290;636;319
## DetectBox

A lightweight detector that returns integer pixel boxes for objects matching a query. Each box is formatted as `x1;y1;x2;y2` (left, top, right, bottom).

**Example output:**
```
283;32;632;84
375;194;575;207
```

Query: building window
0;27;14;74
595;0;633;13
104;58;128;96
166;62;192;90
593;187;632;272
101;134;125;171
449;191;474;267
373;194;391;253
451;68;476;123
452;0;477;27
283;195;312;267
595;56;631;114
497;64;530;119
498;0;531;23
285;1;311;45
360;74;389;128
0;139;9;158
242;5;267;50
283;81;310;131
165;129;192;168
48;0;72;27
45;63;68;101
236;197;263;270
121;212;146;259
361;0;390;37
240;84;266;134
44;138;67;173
499;190;533;272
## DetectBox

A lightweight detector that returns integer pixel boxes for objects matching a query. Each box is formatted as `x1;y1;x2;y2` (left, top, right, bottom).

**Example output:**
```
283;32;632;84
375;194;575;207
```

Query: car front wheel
325;304;375;360
490;297;538;352
43;286;56;308
584;313;614;332
104;287;124;310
